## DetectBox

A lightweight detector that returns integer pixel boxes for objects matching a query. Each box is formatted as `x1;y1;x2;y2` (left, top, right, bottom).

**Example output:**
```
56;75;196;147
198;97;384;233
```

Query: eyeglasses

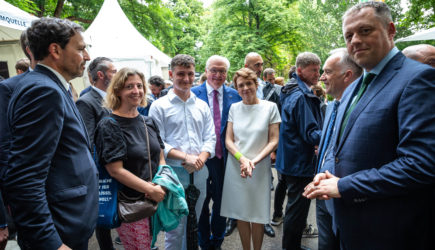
209;68;227;75
124;83;144;90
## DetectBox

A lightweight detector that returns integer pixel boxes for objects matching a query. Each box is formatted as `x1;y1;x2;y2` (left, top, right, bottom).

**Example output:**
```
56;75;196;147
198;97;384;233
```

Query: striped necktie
317;100;339;173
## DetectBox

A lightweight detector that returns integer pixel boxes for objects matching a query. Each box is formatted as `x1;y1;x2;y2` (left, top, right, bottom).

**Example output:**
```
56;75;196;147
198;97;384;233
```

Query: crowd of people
0;1;434;250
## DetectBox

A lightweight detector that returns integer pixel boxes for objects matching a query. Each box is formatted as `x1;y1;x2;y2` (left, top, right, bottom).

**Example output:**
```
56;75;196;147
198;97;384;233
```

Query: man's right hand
0;227;8;245
182;154;200;173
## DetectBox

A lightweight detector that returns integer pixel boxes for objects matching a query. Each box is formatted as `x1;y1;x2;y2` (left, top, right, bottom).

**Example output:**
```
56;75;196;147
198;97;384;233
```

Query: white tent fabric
0;0;37;41
84;0;171;78
396;27;435;42
0;0;38;77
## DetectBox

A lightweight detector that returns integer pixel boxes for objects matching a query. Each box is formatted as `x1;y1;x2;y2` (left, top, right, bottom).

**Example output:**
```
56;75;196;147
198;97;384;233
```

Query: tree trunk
53;0;65;17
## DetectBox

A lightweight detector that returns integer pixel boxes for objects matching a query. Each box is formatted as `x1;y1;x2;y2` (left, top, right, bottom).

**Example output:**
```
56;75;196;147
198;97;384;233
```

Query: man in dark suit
315;48;362;250
76;57;116;250
304;2;435;249
192;55;241;250
76;57;116;147
2;18;98;250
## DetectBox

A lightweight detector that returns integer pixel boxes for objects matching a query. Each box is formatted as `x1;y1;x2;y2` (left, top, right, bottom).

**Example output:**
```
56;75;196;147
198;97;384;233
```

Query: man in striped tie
315;48;361;250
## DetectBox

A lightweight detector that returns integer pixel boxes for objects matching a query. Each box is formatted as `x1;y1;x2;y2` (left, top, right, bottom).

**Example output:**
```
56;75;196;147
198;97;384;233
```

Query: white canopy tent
81;0;171;86
0;0;37;78
396;27;435;42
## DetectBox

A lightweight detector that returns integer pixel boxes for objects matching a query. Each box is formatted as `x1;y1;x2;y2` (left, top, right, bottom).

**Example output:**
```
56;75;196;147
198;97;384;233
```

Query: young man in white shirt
149;54;216;250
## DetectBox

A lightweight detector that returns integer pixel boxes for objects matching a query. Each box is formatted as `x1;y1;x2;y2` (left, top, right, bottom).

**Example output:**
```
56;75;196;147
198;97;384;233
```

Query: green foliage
399;0;435;30
6;0;434;78
199;0;303;77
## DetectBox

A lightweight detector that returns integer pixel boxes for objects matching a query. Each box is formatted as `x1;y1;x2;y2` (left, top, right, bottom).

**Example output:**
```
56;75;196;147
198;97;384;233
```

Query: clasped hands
182;153;207;174
303;170;341;200
239;156;256;178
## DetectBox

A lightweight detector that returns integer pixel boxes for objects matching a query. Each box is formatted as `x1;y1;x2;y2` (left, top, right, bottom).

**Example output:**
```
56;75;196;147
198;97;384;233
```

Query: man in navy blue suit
315;48;362;250
2;18;98;250
304;2;435;249
192;55;241;250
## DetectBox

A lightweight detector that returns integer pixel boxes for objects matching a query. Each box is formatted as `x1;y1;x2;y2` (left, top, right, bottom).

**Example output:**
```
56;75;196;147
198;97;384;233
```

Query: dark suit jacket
0;191;6;228
331;52;435;249
0;73;30;231
76;87;110;147
2;65;99;249
191;82;242;161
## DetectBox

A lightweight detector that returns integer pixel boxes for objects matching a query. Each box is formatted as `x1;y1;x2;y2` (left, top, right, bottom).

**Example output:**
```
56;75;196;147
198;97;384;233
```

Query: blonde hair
232;68;258;90
275;77;285;86
105;67;147;110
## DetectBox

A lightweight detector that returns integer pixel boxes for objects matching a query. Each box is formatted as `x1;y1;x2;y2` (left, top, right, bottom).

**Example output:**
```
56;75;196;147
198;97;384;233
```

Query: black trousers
282;175;312;250
273;172;287;218
316;199;339;250
95;227;114;250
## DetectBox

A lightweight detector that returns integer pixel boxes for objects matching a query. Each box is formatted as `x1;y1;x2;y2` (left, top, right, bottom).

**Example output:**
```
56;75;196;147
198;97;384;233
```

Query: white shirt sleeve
148;102;174;158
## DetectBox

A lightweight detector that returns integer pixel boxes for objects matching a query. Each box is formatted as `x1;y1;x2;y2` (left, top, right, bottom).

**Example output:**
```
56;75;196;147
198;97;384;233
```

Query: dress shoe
225;218;237;236
264;223;275;237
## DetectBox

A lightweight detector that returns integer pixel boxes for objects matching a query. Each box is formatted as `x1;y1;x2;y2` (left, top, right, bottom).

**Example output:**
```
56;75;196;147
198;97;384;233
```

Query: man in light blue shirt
315;48;362;250
149;54;216;250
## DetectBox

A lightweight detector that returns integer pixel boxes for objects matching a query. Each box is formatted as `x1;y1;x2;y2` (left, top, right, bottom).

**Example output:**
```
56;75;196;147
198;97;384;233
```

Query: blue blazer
2;65;99;249
331;52;435;249
191;82;241;160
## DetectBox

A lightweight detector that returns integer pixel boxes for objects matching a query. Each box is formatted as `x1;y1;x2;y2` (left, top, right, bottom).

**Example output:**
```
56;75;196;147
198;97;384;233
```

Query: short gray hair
343;1;392;29
295;52;321;69
329;48;362;77
89;57;113;82
263;68;275;78
206;55;230;70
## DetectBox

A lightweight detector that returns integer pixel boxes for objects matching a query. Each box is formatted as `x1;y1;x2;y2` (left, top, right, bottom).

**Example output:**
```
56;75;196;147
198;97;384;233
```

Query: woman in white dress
220;68;281;250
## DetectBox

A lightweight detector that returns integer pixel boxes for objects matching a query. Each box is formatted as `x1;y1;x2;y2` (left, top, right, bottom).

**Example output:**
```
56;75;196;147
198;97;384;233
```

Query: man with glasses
192;55;241;250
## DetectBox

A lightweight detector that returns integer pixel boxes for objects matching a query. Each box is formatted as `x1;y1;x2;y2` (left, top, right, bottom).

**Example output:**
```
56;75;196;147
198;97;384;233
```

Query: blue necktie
317;100;339;173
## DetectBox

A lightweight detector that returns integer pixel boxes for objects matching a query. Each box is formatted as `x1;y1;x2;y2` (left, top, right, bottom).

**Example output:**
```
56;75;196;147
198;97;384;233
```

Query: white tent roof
85;0;171;67
396;27;435;42
0;0;38;41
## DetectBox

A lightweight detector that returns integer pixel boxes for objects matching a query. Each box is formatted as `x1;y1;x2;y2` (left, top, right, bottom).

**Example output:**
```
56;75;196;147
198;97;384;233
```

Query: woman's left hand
146;184;166;203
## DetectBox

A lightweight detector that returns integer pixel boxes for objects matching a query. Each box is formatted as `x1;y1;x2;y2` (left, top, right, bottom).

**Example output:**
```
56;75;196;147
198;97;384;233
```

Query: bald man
402;44;435;68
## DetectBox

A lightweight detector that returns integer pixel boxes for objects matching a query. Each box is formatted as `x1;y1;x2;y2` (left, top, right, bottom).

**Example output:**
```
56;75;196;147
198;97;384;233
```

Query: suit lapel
197;83;209;105
336;53;405;154
36;65;91;148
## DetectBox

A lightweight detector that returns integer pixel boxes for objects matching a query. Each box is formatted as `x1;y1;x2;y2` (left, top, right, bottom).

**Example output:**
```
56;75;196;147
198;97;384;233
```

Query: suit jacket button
335;157;339;163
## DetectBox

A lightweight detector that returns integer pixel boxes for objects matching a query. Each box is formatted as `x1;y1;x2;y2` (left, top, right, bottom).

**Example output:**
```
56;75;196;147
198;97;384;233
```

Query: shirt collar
92;86;106;98
38;63;69;91
205;81;223;96
167;88;196;104
364;47;399;77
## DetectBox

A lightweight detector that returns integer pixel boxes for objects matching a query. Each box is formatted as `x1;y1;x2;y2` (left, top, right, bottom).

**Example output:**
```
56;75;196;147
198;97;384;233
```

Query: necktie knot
362;73;376;86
